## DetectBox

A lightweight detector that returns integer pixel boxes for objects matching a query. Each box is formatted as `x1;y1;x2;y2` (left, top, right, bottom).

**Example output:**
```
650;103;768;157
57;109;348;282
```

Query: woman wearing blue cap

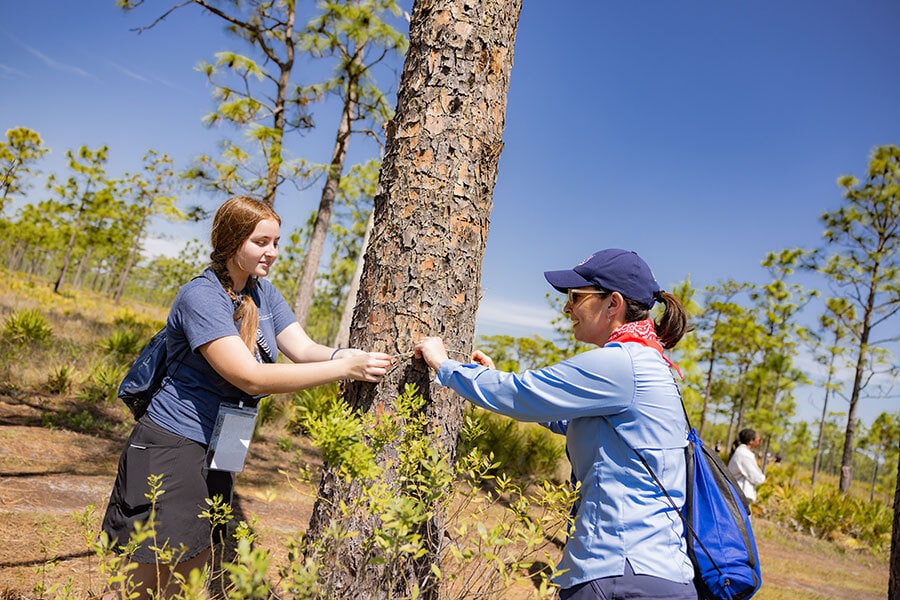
415;249;696;599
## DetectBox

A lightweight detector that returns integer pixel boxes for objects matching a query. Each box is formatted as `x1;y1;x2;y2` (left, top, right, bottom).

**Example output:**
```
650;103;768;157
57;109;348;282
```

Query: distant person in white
728;428;766;502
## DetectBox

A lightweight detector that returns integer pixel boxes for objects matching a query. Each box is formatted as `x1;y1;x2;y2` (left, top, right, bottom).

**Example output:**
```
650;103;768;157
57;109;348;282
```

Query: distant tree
783;420;815;474
666;279;704;421
7;199;67;275
0;127;48;213
808;144;900;494
326;159;381;346
71;181;132;292
476;334;567;371
891;448;900;599
304;0;522;596
121;0;307;206
291;0;407;327
694;280;751;437
113;150;188;303
717;301;766;447
749;249;816;467
810;297;855;487
48;145;112;294
305;160;381;343
131;239;206;305
860;411;900;503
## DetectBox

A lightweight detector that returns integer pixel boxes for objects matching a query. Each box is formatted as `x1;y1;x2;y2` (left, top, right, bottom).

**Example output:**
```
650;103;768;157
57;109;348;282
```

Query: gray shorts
559;560;697;600
101;415;234;563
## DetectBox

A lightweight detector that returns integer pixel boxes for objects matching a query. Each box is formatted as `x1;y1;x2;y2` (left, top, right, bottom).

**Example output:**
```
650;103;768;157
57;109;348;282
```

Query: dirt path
0;397;890;599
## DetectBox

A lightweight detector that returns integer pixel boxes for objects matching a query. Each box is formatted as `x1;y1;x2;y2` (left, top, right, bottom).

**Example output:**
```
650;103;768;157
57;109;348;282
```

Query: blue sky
1;0;898;425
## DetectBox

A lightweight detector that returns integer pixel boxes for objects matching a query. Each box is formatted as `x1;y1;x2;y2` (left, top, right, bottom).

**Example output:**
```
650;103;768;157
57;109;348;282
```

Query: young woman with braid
416;249;697;599
102;196;391;599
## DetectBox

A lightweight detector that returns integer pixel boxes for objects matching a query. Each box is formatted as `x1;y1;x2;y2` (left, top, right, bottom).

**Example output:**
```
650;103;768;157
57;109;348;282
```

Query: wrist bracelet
330;347;343;360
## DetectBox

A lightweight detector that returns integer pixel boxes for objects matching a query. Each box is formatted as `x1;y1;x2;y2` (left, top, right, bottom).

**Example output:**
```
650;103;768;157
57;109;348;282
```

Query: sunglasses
566;289;609;306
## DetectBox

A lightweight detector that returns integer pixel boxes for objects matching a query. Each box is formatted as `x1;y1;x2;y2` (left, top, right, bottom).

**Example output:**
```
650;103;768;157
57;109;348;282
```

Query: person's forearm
233;359;351;396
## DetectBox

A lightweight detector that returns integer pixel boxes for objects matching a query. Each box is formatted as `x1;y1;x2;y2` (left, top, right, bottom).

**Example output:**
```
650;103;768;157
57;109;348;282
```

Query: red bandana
606;319;682;377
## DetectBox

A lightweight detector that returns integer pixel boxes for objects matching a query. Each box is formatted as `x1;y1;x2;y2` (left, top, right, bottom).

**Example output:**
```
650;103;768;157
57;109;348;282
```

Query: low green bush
3;308;53;346
758;464;892;555
45;364;76;394
457;408;566;484
102;328;147;364
78;363;126;404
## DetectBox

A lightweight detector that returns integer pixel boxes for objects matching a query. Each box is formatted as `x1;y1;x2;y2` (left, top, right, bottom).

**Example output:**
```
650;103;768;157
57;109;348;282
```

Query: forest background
0;0;898;597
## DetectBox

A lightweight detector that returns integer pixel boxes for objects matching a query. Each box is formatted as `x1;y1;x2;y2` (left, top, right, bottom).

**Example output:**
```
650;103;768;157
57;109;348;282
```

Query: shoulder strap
162;273;206;379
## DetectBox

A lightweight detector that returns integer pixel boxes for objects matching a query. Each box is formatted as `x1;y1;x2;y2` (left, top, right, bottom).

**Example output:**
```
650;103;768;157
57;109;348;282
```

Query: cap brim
543;269;593;293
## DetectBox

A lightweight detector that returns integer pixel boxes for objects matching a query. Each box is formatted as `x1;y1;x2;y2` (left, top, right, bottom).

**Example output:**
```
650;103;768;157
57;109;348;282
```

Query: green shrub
112;308;160;333
457;407;566;483
78;363;126;403
45;364;76;394
289;384;573;598
103;329;147;364
287;383;341;434
759;465;892;555
42;408;104;433
3;308;53;346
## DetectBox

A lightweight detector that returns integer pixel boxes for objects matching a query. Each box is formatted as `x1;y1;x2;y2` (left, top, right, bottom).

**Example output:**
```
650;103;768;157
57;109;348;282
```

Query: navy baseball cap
544;248;660;309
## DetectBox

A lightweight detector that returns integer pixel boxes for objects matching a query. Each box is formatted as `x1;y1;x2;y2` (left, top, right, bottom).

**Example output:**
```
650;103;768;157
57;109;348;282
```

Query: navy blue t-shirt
146;269;296;444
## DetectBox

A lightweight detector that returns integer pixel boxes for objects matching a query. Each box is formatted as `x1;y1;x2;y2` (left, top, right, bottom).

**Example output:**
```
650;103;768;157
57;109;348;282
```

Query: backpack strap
604;379;722;575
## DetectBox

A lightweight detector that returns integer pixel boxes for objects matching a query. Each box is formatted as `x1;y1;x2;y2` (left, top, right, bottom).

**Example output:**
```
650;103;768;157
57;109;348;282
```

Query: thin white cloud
476;298;559;338
0;64;24;78
106;60;150;83
153;76;195;94
0;27;96;80
24;45;94;79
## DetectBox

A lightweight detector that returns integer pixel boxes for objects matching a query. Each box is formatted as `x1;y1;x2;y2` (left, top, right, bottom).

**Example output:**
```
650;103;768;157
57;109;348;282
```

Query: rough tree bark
305;0;522;597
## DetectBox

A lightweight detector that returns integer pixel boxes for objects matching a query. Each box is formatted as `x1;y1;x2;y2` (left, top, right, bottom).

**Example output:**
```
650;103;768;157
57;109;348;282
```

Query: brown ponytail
623;290;688;349
209;195;281;352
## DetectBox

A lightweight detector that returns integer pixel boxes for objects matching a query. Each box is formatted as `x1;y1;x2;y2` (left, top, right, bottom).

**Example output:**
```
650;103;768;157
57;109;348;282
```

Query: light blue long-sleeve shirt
435;341;695;588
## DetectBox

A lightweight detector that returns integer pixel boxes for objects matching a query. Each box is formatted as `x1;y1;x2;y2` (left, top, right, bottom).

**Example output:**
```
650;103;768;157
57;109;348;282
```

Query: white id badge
206;403;258;472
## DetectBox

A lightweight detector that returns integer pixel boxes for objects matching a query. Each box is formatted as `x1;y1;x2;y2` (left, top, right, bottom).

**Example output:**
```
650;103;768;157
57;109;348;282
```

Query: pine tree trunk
890;453;900;599
839;294;874;494
114;211;147;304
292;53;362;328
53;228;78;294
305;0;521;597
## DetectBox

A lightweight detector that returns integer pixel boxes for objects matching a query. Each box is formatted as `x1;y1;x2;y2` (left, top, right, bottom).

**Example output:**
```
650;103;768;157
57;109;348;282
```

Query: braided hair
209;196;281;351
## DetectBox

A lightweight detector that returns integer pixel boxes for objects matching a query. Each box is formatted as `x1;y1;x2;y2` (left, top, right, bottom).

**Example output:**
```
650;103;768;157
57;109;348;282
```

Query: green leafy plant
758;464;892;555
45;364;76;394
41;409;102;433
3;308;52;346
77;363;126;404
103;329;146;364
290;385;575;599
286;383;341;435
458;408;566;484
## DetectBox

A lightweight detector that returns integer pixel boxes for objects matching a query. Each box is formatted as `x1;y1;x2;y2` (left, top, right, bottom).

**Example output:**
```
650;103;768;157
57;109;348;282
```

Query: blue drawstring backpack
684;428;761;600
610;418;762;600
